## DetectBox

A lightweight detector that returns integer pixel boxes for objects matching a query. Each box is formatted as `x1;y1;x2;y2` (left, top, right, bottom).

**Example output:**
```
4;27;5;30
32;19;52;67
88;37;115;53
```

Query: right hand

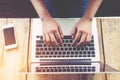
41;18;63;46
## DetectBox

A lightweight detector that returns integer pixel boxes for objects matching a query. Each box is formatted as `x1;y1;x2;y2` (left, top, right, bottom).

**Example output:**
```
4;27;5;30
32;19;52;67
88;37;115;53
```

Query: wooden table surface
0;18;120;80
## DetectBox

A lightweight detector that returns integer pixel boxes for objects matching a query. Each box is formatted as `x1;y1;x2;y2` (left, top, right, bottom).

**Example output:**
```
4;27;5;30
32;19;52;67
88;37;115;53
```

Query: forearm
31;0;52;20
82;0;103;21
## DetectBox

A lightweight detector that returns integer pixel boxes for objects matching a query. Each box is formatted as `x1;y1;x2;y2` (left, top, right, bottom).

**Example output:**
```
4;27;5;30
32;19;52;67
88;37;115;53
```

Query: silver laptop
30;18;100;73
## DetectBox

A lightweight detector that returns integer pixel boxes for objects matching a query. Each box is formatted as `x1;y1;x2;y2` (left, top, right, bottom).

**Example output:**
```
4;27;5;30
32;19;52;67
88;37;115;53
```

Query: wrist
81;16;93;22
40;15;52;21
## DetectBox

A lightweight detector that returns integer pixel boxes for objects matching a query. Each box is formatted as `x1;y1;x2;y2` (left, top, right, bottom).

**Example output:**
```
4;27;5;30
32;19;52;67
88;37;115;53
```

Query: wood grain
93;74;107;80
101;18;120;71
0;18;30;80
91;19;106;80
101;18;120;80
0;19;7;80
106;73;120;80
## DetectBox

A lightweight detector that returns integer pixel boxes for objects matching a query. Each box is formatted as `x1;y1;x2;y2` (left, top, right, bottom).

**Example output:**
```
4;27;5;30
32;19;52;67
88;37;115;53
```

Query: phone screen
3;27;16;46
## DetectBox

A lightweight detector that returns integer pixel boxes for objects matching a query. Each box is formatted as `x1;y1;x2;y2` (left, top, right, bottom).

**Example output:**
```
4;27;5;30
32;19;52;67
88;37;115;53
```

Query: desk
0;18;120;80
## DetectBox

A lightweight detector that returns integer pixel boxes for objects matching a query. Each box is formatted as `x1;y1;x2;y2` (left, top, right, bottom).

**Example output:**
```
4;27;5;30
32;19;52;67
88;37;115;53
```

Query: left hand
71;18;92;46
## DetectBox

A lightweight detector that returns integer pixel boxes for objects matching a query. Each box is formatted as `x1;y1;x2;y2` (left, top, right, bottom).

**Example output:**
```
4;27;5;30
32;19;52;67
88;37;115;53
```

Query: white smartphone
2;23;17;50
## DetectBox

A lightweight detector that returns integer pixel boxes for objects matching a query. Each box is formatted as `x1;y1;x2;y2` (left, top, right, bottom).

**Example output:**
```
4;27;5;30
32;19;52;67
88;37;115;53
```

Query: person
31;0;102;46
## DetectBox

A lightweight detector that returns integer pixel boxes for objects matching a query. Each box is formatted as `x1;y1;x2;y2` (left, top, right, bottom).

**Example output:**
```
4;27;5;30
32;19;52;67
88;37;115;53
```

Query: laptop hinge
39;59;91;65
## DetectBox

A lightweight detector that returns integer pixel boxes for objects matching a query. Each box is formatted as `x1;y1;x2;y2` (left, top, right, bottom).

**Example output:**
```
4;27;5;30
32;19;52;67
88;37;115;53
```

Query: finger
77;33;86;46
58;25;63;38
85;34;92;45
45;33;51;46
71;26;77;39
43;33;46;43
72;31;82;46
55;30;63;45
49;33;58;46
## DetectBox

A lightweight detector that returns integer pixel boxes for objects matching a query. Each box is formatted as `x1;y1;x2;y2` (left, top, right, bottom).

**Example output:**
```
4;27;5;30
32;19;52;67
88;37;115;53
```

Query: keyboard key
75;51;78;54
67;52;70;55
77;47;80;50
85;47;88;50
55;51;58;55
83;54;86;57
42;52;45;55
44;48;47;51
92;51;95;54
92;55;95;57
48;48;51;51
75;69;79;72
57;48;59;50
63;69;66;72
50;52;53;55
89;47;94;50
61;48;64;50
46;52;49;55
92;67;95;72
64;36;71;39
40;48;43;51
87;54;91;57
70;39;72;43
36;44;42;47
69;47;72;50
88;51;90;54
79;55;82;57
67;69;70;72
36;48;39;51
88;68;91;72
63;51;66;55
65;48;68;50
36;40;43;43
71;69;74;72
36;52;41;55
36;36;40;38
59;69;62;72
79;68;83;72
66;40;68;43
71;51;74;54
52;48;56;51
88;43;94;46
64;44;67;46
68;44;71;46
73;47;76;50
81;47;84;50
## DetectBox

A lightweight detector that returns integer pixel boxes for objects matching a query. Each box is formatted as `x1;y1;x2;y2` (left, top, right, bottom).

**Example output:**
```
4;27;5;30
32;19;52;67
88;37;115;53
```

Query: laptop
30;18;100;74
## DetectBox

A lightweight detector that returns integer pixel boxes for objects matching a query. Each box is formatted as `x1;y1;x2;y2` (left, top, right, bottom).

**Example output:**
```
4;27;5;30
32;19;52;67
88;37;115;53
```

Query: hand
41;18;63;46
71;18;92;46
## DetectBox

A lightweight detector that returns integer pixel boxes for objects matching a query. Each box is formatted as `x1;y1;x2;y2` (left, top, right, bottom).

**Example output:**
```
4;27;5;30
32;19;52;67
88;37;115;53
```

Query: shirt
43;0;89;18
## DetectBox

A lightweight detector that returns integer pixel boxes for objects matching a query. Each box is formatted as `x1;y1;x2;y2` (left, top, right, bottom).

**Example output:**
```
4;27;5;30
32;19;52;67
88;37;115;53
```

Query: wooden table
0;18;120;80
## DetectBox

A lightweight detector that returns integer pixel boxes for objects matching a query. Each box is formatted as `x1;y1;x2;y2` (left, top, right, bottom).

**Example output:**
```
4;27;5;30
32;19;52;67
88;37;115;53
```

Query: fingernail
72;36;73;38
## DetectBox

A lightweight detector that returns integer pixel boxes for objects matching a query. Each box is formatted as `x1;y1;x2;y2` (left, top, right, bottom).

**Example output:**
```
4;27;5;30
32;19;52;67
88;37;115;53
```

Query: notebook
30;18;100;73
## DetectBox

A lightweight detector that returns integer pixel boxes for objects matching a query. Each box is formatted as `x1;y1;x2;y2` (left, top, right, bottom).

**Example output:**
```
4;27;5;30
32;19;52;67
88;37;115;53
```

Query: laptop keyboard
35;65;96;72
35;36;95;58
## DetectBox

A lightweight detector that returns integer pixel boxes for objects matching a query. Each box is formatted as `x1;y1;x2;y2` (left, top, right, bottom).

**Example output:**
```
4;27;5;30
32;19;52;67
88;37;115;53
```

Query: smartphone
2;23;17;50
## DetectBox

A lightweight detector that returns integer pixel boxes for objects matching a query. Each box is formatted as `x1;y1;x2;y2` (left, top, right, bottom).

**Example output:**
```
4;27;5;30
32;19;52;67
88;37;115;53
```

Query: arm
72;0;103;46
31;0;51;21
31;0;63;46
82;0;103;21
